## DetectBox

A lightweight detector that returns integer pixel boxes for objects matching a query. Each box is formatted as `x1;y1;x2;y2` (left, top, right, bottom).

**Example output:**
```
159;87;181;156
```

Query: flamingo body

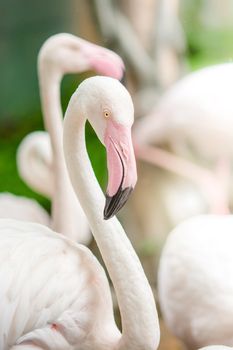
0;193;50;226
158;215;233;349
0;219;118;350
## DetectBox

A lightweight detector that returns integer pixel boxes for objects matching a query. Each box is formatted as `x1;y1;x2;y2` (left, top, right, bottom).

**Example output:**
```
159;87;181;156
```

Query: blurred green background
1;0;233;211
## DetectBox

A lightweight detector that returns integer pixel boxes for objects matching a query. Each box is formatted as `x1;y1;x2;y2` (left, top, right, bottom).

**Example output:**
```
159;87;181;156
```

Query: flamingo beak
81;43;125;81
119;70;127;86
104;119;137;220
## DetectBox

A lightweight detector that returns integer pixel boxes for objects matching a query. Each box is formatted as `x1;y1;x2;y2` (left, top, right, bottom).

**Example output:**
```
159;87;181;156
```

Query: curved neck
17;135;53;199
39;70;63;153
38;68;86;241
63;103;160;350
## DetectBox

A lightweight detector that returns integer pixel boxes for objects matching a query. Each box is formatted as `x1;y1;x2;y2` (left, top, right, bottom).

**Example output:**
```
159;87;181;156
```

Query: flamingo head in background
38;33;125;82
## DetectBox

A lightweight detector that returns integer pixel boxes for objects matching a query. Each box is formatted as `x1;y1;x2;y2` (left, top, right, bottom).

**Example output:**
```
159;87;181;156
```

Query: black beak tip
103;212;112;220
103;186;133;220
120;70;127;86
103;195;116;220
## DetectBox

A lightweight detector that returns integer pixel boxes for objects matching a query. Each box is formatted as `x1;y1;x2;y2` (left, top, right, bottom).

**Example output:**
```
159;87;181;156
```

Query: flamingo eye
103;110;111;119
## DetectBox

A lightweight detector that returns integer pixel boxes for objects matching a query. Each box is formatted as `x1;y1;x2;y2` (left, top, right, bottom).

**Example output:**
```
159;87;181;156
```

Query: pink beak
81;42;126;82
104;119;137;219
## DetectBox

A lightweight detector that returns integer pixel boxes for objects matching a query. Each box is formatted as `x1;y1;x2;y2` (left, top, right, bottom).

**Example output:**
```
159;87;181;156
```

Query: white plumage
17;131;53;199
125;63;233;258
134;63;233;208
135;63;233;160
0;219;115;350
158;215;233;349
0;193;50;226
0;76;159;350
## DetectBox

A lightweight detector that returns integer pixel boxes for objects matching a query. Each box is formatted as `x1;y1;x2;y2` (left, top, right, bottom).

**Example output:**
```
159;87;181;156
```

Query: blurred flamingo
131;63;233;348
17;131;53;200
1;33;125;244
121;63;233;266
0;192;50;226
158;215;233;349
134;63;233;215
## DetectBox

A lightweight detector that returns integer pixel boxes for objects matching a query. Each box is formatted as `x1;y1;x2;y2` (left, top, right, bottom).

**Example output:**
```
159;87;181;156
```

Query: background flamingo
0;192;50;226
1;76;159;350
121;62;233;278
133;63;233;214
158;215;233;349
17;131;53;199
1;33;125;244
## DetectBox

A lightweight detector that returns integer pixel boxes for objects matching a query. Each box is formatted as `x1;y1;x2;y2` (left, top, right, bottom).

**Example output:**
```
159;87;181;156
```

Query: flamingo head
76;76;137;219
38;33;125;81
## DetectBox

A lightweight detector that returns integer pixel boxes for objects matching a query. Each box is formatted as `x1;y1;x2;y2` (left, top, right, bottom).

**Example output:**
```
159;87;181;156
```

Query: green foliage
187;28;233;70
86;122;107;190
0;0;70;120
181;0;233;69
0;120;50;211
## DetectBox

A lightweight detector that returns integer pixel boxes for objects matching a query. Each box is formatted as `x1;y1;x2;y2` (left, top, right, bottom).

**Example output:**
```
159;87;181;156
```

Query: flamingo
134;63;233;159
120;63;233;269
1;76;159;350
0;192;50;226
1;33;125;244
133;63;233;215
17;131;53;200
158;214;233;349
